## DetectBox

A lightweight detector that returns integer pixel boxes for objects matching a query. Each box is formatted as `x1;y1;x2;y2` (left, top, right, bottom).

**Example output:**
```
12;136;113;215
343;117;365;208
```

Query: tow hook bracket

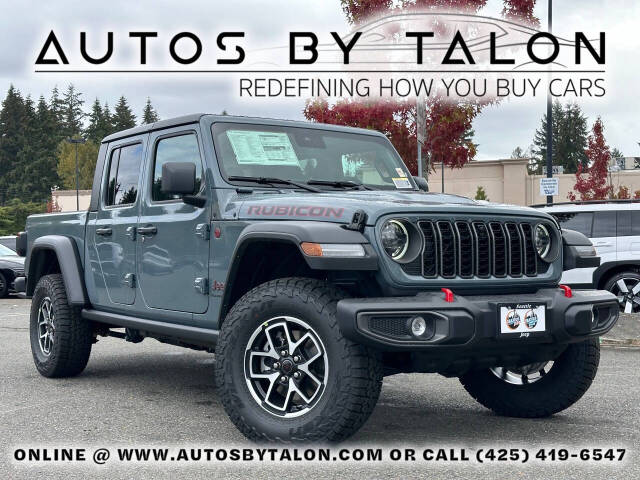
441;288;454;303
559;284;572;298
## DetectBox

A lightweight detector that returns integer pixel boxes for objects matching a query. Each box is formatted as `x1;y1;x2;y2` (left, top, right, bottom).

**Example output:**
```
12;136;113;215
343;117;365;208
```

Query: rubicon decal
245;205;344;218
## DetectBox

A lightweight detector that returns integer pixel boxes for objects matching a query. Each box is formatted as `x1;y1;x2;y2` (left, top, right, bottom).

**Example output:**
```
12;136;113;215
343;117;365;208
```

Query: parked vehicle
0;235;17;252
537;200;640;313
15;114;618;443
0;243;25;298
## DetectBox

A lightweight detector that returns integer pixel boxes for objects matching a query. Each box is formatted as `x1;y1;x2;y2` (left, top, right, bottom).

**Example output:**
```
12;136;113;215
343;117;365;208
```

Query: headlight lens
535;224;552;259
381;219;409;260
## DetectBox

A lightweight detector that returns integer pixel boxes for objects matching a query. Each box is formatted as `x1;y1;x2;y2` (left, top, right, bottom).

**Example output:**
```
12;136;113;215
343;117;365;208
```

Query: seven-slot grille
402;219;538;279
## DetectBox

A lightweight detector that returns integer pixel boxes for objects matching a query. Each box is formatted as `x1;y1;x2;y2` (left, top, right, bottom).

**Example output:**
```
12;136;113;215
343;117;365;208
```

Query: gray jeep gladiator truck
15;114;619;443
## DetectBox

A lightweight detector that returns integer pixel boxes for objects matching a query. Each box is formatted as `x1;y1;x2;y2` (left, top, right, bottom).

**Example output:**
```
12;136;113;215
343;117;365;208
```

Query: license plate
498;303;546;336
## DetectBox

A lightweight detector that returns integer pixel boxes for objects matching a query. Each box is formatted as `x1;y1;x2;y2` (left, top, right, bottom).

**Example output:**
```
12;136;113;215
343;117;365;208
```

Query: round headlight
381;220;409;260
535;224;552;259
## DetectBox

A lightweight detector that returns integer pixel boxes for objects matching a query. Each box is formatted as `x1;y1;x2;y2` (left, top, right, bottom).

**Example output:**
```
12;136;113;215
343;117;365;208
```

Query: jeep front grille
403;219;538;279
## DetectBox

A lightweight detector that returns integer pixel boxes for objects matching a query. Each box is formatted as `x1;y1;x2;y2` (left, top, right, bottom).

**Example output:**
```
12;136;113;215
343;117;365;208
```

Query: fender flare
26;235;88;306
220;221;378;316
593;260;640;288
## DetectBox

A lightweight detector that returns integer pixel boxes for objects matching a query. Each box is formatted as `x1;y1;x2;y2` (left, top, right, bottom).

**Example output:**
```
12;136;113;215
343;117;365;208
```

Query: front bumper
337;288;618;369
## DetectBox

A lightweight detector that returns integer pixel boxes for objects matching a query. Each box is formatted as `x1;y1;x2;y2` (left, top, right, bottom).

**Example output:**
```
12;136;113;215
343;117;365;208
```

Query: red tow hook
559;284;572;298
441;288;454;303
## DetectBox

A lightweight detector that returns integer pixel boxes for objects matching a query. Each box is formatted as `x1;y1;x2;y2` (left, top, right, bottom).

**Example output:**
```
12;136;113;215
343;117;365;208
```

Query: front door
137;127;210;314
92;139;146;306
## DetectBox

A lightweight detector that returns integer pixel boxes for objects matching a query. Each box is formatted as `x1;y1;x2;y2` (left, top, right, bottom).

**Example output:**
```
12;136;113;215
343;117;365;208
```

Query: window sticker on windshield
227;130;300;166
395;168;407;177
392;177;412;189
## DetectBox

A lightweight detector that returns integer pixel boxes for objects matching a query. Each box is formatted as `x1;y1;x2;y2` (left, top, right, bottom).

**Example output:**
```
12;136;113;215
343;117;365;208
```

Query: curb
601;337;640;349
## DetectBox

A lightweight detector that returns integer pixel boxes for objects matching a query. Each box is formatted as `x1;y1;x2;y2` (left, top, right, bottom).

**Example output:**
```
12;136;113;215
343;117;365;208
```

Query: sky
0;0;637;160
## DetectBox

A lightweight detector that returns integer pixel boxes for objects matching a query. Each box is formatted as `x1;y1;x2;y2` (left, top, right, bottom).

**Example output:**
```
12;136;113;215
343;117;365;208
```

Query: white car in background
537;200;640;313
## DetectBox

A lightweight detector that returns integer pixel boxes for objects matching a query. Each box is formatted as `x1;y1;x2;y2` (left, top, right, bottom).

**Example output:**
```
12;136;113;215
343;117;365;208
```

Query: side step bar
81;309;219;346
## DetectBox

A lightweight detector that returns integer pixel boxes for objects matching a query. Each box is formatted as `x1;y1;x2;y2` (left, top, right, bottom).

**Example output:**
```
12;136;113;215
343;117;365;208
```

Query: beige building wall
52;189;91;212
428;158;640;206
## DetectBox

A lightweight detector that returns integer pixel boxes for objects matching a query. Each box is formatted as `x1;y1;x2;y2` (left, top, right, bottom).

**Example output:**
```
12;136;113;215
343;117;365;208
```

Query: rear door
90;138;146;306
592;210;618;264
137;127;211;314
616;209;640;260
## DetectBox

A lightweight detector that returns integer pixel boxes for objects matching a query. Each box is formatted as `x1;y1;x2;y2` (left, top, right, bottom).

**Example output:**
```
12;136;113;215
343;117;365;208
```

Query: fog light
410;316;427;337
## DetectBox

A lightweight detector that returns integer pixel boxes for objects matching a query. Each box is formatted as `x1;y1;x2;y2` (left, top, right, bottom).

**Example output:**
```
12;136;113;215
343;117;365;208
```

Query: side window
105;143;143;207
592;211;617;238
552;212;593;237
617;210;631;237
633;211;640;236
152;134;203;201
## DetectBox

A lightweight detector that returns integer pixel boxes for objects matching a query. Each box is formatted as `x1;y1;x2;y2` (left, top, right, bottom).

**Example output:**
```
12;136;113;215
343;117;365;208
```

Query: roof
535;199;640;212
101;114;386;143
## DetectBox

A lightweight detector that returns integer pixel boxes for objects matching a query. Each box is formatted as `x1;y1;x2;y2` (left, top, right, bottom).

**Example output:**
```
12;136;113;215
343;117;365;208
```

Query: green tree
474;185;489;201
56;140;99;190
0;85;27;205
60;84;85;139
85;99;104;143
532;101;588;174
0;199;46;235
141;98;159;124
22;96;62;202
112;96;136;131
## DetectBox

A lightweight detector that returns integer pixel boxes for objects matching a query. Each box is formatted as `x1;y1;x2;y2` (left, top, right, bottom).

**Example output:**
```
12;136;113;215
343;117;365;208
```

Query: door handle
96;227;112;236
137;225;157;236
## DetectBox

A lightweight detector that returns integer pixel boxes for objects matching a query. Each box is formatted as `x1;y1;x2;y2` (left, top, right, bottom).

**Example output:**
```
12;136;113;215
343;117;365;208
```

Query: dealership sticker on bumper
499;304;546;335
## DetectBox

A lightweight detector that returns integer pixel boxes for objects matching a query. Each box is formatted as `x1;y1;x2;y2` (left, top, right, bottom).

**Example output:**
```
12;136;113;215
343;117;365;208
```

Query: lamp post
66;137;86;211
545;0;553;206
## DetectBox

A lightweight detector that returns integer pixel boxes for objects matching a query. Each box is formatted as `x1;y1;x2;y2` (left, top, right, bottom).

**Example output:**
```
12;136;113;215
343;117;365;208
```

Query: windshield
0;244;15;256
212;123;415;191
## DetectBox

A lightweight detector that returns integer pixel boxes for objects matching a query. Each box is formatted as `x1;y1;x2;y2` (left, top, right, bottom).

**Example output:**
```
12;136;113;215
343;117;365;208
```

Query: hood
0;254;24;266
234;190;551;224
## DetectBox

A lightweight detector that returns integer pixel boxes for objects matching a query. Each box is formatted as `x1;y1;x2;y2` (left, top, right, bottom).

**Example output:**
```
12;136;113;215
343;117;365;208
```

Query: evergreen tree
27;96;61;202
101;102;115;137
141;98;159;124
85;99;104;143
61;84;85;139
10;95;38;201
112;96;136;131
532;101;588;174
0;85;27;205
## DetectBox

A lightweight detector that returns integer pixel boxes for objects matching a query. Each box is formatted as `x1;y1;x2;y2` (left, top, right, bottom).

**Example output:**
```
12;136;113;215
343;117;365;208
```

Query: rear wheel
29;274;93;378
0;272;8;298
460;339;599;418
215;277;382;443
604;271;640;313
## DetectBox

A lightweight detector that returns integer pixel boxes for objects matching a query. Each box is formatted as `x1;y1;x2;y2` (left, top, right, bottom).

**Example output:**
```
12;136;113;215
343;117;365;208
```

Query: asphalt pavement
1;296;638;479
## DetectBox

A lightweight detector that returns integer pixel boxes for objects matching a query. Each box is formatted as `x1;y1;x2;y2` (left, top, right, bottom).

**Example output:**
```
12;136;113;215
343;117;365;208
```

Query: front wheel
459;339;599;418
29;274;93;378
215;278;382;443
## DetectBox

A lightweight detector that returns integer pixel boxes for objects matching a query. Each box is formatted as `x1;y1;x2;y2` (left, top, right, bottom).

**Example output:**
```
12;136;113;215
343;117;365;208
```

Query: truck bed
26;211;88;268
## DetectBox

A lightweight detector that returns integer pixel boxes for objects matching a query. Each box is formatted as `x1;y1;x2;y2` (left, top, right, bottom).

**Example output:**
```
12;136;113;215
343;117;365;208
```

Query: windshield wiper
228;176;320;193
307;179;373;191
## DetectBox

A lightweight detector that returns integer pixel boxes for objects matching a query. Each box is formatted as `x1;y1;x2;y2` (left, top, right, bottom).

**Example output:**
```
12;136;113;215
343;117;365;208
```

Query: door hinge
123;273;136;288
194;277;208;295
195;223;210;240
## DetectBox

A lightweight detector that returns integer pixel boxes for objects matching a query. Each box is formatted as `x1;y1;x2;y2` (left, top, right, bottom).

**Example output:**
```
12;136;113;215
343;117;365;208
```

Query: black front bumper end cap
336;288;619;351
13;276;26;293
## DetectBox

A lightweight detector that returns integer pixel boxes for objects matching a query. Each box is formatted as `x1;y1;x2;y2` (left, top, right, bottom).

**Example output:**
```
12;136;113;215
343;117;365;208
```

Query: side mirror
161;162;196;196
413;176;429;192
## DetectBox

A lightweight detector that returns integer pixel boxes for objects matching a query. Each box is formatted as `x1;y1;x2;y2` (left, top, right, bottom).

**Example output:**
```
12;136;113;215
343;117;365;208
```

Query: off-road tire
30;274;93;377
459;339;599;418
0;271;8;298
215;277;383;443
